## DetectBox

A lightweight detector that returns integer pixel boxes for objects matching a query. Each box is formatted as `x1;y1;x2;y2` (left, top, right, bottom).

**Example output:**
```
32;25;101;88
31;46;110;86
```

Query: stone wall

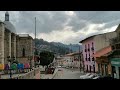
0;22;5;64
16;36;33;64
16;37;33;58
12;67;40;79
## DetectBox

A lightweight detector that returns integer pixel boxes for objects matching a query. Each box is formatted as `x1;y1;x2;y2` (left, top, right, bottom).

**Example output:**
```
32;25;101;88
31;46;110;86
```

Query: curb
51;69;58;79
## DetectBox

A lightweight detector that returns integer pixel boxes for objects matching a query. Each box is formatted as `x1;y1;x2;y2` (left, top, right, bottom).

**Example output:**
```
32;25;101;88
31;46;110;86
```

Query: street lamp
7;56;16;79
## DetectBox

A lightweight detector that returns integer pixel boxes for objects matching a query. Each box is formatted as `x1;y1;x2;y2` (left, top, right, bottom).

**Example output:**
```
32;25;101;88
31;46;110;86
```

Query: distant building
64;52;83;70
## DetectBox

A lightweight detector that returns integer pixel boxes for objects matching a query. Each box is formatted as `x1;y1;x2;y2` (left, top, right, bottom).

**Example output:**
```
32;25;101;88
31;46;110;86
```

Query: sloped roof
4;21;16;34
93;46;112;58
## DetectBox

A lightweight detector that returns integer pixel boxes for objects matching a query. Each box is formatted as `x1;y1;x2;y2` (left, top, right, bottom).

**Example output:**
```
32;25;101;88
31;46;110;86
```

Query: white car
92;76;100;79
80;73;91;79
82;74;95;79
57;66;62;68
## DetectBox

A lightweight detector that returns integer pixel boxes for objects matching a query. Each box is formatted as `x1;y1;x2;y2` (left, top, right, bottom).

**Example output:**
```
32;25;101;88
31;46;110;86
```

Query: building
56;56;64;66
16;34;34;67
0;12;34;69
63;52;84;70
64;53;74;68
108;24;120;79
93;46;112;76
80;31;117;73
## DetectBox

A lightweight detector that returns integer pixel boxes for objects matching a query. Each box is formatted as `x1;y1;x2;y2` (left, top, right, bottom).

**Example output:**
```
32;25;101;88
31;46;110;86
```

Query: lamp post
7;56;16;79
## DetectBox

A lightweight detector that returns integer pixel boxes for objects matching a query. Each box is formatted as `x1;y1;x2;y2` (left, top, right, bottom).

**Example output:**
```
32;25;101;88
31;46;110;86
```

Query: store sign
111;61;120;65
0;64;4;70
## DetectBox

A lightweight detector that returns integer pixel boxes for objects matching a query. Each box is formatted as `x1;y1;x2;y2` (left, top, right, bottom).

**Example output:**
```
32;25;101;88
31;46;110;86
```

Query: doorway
93;65;95;73
112;66;116;78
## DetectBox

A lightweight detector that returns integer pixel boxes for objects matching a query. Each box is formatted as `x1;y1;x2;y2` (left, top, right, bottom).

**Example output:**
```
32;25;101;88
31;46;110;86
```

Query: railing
1;67;40;79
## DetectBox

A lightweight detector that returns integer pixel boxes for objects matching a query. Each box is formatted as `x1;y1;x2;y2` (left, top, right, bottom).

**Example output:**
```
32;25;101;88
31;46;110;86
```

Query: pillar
0;22;5;65
8;32;11;57
14;34;16;59
115;66;119;79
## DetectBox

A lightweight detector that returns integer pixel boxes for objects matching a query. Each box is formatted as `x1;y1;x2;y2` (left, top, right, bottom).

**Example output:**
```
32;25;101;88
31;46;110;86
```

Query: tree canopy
40;51;54;67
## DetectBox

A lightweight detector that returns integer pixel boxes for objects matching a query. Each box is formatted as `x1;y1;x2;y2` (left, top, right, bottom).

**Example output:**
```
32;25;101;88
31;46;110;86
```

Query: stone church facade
0;12;34;67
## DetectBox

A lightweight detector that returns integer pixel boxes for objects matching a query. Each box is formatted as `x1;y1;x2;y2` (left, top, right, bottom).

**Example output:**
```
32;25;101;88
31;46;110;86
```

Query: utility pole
34;17;36;68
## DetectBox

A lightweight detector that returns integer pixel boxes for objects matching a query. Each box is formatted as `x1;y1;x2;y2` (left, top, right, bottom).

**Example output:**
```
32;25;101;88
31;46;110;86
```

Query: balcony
92;57;94;61
91;47;94;51
88;58;90;61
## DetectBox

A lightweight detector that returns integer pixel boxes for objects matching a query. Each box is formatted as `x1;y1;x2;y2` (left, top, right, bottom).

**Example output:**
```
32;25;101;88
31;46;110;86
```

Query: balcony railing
91;47;94;51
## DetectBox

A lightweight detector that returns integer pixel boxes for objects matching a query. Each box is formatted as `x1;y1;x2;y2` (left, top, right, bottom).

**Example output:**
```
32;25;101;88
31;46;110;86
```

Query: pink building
80;36;96;73
80;31;117;73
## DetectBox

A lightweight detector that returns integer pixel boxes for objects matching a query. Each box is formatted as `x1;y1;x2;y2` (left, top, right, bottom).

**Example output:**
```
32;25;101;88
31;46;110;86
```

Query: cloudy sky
0;11;119;44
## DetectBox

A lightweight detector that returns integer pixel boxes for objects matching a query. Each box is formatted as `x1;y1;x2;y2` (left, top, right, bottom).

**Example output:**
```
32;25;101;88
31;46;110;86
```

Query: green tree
40;51;54;68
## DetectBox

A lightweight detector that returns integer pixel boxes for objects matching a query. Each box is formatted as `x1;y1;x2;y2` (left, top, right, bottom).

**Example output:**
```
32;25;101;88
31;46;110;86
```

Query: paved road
53;68;81;79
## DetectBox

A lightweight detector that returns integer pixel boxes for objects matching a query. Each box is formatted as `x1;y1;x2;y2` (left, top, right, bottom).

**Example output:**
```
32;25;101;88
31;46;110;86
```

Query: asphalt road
53;68;81;79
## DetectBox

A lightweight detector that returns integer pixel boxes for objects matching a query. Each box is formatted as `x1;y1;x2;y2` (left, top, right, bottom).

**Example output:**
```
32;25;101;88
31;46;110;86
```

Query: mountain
51;42;82;52
35;38;82;55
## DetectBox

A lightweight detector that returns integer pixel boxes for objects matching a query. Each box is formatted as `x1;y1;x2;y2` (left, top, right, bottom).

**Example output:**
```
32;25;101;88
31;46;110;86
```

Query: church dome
4;11;16;34
4;21;16;34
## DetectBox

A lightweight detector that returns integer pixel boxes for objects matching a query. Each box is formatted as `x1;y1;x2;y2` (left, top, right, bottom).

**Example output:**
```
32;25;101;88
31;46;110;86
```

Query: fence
1;67;40;79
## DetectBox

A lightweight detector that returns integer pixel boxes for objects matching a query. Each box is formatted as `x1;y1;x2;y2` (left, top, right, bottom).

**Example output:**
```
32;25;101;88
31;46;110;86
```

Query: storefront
110;58;120;79
96;56;110;76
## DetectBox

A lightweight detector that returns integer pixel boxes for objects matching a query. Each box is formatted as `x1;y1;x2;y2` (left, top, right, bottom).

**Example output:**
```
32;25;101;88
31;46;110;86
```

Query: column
115;66;119;79
8;32;11;57
14;34;16;59
103;64;106;76
0;22;5;65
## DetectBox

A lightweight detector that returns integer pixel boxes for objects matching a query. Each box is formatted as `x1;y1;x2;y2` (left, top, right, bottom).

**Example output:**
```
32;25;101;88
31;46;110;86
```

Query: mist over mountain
35;38;82;55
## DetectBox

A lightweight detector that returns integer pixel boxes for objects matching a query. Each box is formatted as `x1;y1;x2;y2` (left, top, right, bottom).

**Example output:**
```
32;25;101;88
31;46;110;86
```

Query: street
53;68;81;79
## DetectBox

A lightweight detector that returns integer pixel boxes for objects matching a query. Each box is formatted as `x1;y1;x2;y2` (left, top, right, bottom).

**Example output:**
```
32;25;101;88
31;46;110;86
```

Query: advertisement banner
0;64;4;70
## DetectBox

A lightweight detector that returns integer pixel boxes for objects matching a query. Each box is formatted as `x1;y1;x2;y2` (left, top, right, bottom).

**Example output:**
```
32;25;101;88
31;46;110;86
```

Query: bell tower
5;11;9;21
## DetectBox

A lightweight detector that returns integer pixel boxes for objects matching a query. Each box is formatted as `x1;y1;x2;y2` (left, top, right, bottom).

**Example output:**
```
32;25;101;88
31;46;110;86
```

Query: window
22;48;25;57
85;45;87;52
92;42;94;47
91;42;94;51
87;58;90;61
92;57;94;61
89;54;90;61
88;44;90;52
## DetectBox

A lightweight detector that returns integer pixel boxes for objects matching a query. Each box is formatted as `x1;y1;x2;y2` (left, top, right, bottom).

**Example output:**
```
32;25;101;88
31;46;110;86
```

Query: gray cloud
0;11;120;44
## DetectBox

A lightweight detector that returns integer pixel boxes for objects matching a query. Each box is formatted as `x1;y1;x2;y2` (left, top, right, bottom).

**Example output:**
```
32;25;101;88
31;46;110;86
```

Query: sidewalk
40;68;58;79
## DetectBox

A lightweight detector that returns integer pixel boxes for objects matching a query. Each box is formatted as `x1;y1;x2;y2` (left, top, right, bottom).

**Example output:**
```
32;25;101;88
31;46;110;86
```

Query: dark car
98;76;116;79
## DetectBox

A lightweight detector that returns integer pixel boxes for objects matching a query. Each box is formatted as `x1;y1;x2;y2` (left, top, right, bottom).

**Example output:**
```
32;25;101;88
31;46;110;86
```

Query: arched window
22;48;25;57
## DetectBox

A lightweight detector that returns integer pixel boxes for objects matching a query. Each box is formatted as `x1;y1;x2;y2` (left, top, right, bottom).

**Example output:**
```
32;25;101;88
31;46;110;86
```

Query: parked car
82;74;95;79
92;76;100;79
57;66;62;68
80;73;91;79
98;76;116;79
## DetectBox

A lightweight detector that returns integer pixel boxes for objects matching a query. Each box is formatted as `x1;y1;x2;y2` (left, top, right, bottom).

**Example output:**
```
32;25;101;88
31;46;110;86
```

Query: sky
0;11;119;45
